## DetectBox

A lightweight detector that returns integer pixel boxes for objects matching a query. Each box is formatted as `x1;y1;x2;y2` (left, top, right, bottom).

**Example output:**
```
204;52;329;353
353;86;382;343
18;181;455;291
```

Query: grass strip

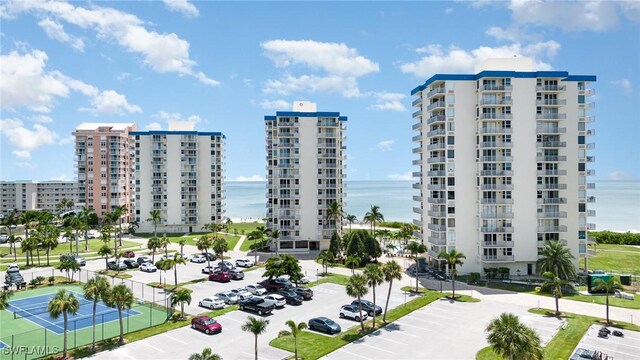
306;273;351;287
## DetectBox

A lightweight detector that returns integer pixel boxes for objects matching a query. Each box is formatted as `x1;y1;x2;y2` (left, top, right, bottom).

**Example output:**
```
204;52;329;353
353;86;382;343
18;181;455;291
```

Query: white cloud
369;92;407;112
387;172;413;181
445;7;454;14
234;175;266;182
145;122;163;130
154;111;203;130
400;42;560;77
610;78;632;95
38;18;84;51
0;118;59;159
58;135;74;145
162;0;199;17
79;90;142;115
376;140;394;152
608;171;636;181
508;0;621;32
117;72;131;81
52;173;70;181
2;0;218;86
260;99;290;110
261;39;378;97
31;115;53;123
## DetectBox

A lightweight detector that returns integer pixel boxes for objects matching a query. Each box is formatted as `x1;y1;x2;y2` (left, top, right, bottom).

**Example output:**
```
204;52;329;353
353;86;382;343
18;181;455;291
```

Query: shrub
48;276;55;286
591;231;640;245
468;272;480;284
35;276;45;285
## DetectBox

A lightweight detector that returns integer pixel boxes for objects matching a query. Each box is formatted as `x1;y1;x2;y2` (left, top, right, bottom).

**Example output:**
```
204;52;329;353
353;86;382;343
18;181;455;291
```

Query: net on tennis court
12;297;95;319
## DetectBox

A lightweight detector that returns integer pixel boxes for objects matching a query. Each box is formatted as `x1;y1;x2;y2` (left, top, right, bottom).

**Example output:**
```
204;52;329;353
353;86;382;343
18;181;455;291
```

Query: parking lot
322;294;564;360
571;325;640;360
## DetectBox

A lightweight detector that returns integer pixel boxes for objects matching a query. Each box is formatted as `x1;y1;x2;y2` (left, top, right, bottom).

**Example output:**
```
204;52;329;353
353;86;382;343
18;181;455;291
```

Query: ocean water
225;181;640;232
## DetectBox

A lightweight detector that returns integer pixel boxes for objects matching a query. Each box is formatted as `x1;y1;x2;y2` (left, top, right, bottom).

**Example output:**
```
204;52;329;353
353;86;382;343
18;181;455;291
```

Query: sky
1;0;639;182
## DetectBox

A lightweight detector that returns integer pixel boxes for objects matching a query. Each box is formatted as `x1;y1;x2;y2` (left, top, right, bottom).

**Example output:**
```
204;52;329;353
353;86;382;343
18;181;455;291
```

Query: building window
447;136;455;145
578;95;585;104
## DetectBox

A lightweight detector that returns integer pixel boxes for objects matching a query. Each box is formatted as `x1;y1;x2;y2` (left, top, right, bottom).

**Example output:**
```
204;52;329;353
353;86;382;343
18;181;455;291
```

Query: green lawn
580;244;640;274
167;233;241;251
226;221;264;235
239;237;268;252
0;239;141;259
306;273;351;287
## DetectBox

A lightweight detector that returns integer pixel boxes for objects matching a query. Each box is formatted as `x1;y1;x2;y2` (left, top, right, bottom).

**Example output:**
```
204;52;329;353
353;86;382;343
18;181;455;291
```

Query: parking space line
161;333;187;344
393;322;433;331
138;341;164;353
404;314;443;326
335;347;371;359
360;342;394;354
373;336;408;346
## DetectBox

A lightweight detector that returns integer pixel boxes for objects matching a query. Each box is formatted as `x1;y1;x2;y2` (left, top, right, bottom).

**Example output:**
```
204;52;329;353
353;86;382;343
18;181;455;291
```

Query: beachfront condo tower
411;58;596;275
0;180;79;215
265;101;347;252
73;123;137;221
131;122;225;233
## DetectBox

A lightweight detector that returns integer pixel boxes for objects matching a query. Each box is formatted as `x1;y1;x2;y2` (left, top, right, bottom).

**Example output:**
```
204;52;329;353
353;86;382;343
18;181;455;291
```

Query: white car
161;253;175;261
339;305;368;322
235;258;254;268
215;291;239;304
140;263;157;272
262;294;286;308
199;297;225;310
277;275;309;285
229;288;252;300
7;264;20;272
190;255;206;263
245;284;267;296
0;234;8;243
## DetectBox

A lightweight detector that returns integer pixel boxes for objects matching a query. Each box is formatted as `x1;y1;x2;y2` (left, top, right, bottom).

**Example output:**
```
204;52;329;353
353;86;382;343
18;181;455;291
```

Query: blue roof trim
264;116;277;121
131;131;224;138
411;70;596;95
265;112;347;121
339;116;348;121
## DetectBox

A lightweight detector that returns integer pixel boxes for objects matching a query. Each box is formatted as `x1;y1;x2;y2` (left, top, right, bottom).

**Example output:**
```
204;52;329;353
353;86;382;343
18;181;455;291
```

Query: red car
209;270;231;282
121;251;135;258
191;316;222;335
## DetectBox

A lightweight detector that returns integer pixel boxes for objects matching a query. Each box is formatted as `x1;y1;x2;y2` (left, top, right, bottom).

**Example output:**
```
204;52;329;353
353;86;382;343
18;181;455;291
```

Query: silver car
215;291;239;304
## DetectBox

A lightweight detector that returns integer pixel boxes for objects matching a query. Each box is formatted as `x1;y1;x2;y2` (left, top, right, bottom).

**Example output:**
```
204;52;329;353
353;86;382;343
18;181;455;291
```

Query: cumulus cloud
145;122;163;130
260;99;290;110
261;39;378;97
31;115;53;123
234;175;266;182
162;0;199;17
508;0;621;32
0;118;59;159
387;172;414;181
52;173;70;181
610;79;632;95
400;42;560;77
38;18;84;51
80;90;142;115
608;171;636;181
1;0;218;86
376;140;394;152
369;92;407;112
154;111;203;130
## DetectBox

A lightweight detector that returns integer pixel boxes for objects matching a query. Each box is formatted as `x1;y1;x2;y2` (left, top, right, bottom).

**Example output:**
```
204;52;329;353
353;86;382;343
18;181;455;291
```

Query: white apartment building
0;180;78;215
265;101;347;252
411;58;596;275
73;123;137;221
132;129;226;233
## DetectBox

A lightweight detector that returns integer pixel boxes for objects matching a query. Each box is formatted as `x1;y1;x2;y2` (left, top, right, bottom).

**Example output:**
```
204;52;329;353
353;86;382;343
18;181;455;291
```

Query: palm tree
278;320;307;360
47;289;80;358
8;235;21;261
162;255;187;287
40;225;60;266
196;235;213;268
78;207;94;251
147;236;161;262
405;241;427;292
127;219;139;235
0;289;14;310
106;284;134;344
69;215;83;255
345;255;360;275
115;205;128;246
536;240;576;280
225;217;233;231
541;271;573;316
1;210;18;257
363;205;384;237
438;249;466;299
592;276;619;324
345;214;357;231
83;276;111;349
58;259;80;282
346;274;369;332
147;209;162;238
212;237;228;262
270;229;280;256
486;313;543;360
241;316;270;360
382;260;402;322
171;289;192;319
98;245;112;271
325;200;343;235
363;264;384;328
21;235;37;266
188;348;222;360
160;235;170;257
317;250;334;275
247;230;264;265
178;239;187;257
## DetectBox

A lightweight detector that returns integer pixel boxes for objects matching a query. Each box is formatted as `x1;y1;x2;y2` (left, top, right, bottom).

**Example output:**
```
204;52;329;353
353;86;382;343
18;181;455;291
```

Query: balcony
479;184;513;190
412;98;422;107
537;183;567;190
427;157;446;164
426;101;446;111
482;240;514;248
537;155;567;162
586;169;596;176
428;236;447;245
586;183;596;189
427;170;445;177
427;183;445;190
537;197;567;204
587;196;596;203
587;223;596;230
536;85;566;92
427;143;445;150
428;224;446;232
412;171;421;178
481;226;514;233
536;113;567;120
586;156;595;163
479;155;513;162
413;207;423;215
427;87;446;98
427;115;446;125
537;99;567;106
483;255;514;262
480;170;513;176
412;122;422;131
586;129;595;136
413;219;422;227
586;143;596;150
479;98;513;106
412;159;422;166
536;127;566;134
427;197;446;204
480;113;513;120
538;225;568;232
428;210;446;217
537;141;566;148
427;129;446;137
412;182;422;190
480;198;514;204
479;141;512;148
584;116;595;123
480;212;514;219
413;195;422;202
478;84;512;92
412;147;422;154
537;211;568;218
412;110;422;119
412;134;423;142
479;127;512;134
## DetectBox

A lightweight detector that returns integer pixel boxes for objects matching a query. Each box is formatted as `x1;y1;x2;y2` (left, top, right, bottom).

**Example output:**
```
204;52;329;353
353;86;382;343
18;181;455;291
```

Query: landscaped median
270;289;444;360
476;308;640;360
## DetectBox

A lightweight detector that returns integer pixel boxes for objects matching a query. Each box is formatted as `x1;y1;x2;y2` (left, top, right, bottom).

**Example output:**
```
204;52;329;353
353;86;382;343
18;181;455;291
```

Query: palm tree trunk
415;258;419;292
63;311;68;358
181;302;185;318
36;247;41;266
119;218;123;247
357;295;365;332
372;285;377;328
254;334;258;360
452;273;456;298
92;300;97;349
605;295;610;324
75;230;79;255
555;295;560;315
85;229;89;251
383;279;393;322
174;265;178;287
46;249;50;266
118;308;124;344
294;336;298;360
69;239;73;253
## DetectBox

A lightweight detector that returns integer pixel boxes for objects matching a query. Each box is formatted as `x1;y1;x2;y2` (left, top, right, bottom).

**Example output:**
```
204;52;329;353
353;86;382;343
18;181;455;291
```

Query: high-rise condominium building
265;101;347;252
0;180;78;215
411;58;596;275
73;123;137;221
131;128;226;233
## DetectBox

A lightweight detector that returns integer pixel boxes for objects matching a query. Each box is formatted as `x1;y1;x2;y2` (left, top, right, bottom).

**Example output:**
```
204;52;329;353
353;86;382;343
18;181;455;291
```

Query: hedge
591;231;640;245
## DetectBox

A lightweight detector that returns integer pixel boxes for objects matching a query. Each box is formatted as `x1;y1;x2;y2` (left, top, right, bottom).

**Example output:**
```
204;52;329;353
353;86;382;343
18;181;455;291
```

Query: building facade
132;130;226;233
0;181;79;215
265;101;347;252
411;58;596;275
73;123;137;221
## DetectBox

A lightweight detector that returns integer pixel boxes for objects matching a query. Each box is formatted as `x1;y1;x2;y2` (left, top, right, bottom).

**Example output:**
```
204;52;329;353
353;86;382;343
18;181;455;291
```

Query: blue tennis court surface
7;291;140;335
0;340;6;349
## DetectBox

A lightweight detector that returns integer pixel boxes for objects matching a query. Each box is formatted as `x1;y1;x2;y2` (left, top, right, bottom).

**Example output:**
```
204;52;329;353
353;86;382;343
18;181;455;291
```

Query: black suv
238;296;275;315
4;267;26;289
123;259;139;268
350;299;382;316
277;289;304;305
201;252;217;261
292;287;313;300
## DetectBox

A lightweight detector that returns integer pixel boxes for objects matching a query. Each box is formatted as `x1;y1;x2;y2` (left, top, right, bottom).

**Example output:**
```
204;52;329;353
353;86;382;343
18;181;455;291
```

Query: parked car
60;253;86;266
202;266;216;274
107;261;127;271
350;299;382;316
339;304;368;321
140;262;157;272
274;277;293;288
235;258;254;268
199;297;225;310
215;291;238;304
191;255;207;263
86;232;95;239
123;259;139;268
121;251;135;258
229;287;252;300
191;316;222;335
4;266;25;288
238;296;275;315
7;264;20;272
228;268;244;280
277;274;309;285
261;294;286;308
277;289;304;305
217;260;234;270
201;252;217;261
308;317;341;334
245;284;268;296
209;270;231;282
137;255;153;265
292;287;314;300
0;234;8;243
